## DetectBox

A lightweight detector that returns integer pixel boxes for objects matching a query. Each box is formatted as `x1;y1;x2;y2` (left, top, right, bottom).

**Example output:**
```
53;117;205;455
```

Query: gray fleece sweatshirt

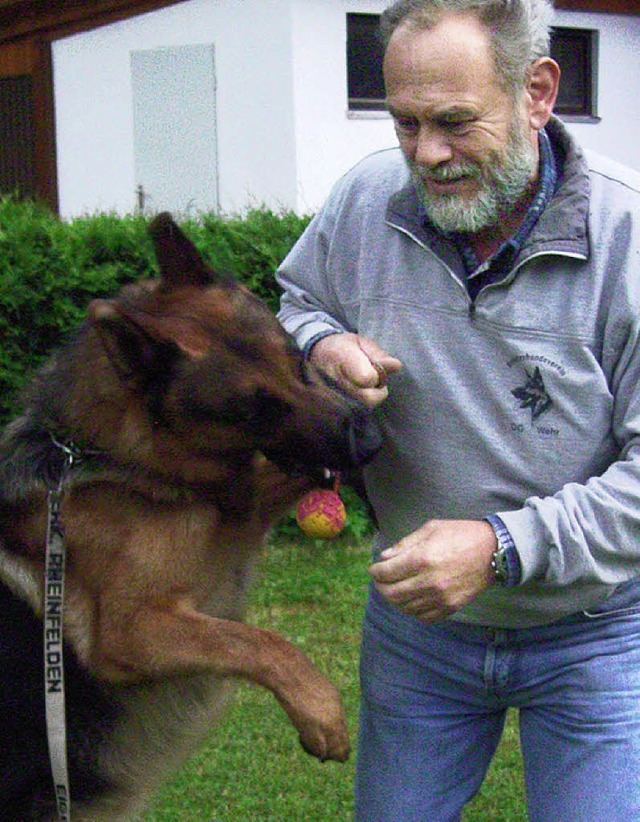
277;117;640;627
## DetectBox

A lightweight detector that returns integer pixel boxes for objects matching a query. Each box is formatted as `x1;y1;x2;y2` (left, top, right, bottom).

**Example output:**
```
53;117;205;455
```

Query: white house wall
53;0;640;218
53;0;297;217
290;0;396;213
552;9;640;171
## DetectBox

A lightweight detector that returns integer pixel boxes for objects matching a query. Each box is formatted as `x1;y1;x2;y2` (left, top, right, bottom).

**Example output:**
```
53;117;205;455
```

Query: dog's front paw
282;680;350;762
297;708;351;763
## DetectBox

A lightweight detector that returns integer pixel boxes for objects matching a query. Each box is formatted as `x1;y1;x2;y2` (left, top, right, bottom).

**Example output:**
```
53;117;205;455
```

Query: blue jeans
355;580;640;822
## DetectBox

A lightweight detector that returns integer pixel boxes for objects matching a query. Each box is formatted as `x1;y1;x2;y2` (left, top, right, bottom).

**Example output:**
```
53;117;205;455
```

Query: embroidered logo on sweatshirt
511;366;554;422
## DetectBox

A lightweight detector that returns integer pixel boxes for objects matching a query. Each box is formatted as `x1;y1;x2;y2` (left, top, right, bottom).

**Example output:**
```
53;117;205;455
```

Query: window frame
550;27;599;120
346;13;386;114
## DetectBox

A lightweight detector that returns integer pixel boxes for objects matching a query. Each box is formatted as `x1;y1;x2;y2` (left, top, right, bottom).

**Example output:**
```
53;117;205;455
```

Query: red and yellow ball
296;489;346;539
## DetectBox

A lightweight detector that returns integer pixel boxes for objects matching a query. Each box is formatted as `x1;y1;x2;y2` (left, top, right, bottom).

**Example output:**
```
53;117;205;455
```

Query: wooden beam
0;0;189;45
555;0;640;14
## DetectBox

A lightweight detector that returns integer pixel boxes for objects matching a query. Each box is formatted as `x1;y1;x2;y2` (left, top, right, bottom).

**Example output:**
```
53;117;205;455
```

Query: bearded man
277;1;640;819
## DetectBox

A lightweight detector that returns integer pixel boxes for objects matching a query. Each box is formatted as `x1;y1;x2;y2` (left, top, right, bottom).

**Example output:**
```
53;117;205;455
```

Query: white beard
408;118;537;235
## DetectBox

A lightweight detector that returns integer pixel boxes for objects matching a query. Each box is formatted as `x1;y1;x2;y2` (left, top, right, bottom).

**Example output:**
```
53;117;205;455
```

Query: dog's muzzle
262;405;382;476
346;407;383;467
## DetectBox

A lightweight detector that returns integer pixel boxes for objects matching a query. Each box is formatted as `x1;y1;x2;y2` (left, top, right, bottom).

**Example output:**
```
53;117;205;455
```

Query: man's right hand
310;333;402;408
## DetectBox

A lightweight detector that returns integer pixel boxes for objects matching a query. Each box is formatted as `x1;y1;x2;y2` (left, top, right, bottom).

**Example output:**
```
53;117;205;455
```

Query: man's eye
440;118;474;134
394;117;419;134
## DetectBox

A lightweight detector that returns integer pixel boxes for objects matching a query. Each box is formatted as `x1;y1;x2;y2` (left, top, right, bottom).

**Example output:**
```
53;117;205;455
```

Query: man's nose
413;125;453;167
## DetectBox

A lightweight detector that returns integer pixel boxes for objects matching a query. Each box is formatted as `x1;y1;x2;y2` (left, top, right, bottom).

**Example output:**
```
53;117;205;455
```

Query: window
347;13;385;112
0;38;58;211
550;27;598;118
346;13;599;120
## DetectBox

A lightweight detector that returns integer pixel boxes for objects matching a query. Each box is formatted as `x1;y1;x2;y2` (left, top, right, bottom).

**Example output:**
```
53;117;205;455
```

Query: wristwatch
490;538;509;586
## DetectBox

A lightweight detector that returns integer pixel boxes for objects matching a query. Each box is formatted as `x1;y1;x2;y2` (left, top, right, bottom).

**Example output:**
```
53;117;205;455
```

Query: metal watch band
490;540;509;585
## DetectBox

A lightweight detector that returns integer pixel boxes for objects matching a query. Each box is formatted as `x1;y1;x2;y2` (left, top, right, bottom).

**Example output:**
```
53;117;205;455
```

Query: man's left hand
369;519;498;622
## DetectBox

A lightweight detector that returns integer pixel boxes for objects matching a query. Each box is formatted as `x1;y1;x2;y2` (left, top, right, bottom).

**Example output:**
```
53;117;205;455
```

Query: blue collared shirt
451;128;558;301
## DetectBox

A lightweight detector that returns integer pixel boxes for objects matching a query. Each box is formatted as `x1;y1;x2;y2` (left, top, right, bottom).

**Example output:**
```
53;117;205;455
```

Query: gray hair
379;0;555;96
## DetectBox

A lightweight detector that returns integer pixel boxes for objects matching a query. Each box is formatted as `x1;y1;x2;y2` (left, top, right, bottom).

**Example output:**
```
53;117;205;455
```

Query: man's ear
526;57;561;130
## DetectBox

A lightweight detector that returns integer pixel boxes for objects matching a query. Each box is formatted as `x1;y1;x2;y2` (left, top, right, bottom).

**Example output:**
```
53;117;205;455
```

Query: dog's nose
347;408;383;466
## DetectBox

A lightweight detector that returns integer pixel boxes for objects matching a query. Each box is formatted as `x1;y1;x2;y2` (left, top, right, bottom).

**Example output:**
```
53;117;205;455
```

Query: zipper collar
385;115;591;275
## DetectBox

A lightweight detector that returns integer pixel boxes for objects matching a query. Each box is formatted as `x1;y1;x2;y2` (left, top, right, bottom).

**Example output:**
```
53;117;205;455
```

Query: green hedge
0;197;311;426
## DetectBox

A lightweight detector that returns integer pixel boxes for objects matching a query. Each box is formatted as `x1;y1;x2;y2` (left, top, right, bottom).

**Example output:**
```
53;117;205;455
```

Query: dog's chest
197;515;272;618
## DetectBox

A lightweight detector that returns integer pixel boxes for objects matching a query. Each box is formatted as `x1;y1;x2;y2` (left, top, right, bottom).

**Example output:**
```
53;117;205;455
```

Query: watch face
492;548;508;585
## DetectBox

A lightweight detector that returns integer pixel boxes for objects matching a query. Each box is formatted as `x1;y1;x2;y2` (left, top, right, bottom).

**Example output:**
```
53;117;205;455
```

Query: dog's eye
186;388;291;432
213;389;291;433
242;389;291;433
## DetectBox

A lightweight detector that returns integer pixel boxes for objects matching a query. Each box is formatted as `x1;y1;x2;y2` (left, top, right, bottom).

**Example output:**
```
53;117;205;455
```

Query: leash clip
50;437;80;487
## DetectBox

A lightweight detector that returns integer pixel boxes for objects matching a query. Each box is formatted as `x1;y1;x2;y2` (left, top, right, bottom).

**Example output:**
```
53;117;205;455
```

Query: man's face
384;13;539;234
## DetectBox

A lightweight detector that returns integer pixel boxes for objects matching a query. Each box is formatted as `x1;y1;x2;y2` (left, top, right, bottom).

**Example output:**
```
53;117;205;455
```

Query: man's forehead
383;13;497;84
383;18;507;117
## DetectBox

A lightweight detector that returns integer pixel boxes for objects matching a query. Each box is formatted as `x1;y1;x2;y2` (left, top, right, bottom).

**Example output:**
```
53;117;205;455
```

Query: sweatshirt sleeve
499;309;640;589
277;202;351;350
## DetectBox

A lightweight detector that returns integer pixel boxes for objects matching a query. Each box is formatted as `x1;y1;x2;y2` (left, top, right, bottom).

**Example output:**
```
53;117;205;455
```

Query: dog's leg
93;601;350;763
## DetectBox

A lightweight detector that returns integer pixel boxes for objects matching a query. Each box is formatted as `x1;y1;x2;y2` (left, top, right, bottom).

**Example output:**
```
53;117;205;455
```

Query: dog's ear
148;212;222;289
89;299;180;388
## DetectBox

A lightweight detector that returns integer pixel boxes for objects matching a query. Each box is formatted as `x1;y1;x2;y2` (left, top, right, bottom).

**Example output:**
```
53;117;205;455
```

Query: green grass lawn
143;534;526;821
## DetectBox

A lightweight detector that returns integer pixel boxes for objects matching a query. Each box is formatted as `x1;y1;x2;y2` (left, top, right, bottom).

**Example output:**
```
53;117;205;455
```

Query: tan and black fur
0;214;381;820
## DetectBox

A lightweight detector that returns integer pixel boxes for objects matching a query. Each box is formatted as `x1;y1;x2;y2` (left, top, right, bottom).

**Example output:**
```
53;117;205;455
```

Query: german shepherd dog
0;214;382;820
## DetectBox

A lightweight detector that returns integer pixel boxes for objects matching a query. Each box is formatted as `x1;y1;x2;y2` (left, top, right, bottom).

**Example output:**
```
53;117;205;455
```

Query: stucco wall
53;0;297;217
52;0;640;217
